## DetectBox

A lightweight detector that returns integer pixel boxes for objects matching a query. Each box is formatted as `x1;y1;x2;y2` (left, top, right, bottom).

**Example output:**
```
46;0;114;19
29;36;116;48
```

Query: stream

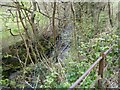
57;23;73;60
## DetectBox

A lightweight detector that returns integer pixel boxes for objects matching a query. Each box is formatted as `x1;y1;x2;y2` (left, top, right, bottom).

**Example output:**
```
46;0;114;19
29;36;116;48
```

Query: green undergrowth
40;26;119;88
32;26;119;88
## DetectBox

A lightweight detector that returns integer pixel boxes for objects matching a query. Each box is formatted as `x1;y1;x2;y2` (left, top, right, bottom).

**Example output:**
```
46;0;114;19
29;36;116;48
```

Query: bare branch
0;4;32;13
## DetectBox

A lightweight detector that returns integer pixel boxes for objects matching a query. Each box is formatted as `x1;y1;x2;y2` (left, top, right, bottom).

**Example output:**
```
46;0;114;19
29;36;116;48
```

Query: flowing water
57;23;73;60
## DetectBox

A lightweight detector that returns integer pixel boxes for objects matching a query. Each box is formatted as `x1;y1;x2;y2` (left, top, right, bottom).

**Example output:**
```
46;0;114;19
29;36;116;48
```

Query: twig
25;80;34;89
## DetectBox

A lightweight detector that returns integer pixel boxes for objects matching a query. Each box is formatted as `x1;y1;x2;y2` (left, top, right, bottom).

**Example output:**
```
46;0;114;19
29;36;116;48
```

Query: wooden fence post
98;52;105;88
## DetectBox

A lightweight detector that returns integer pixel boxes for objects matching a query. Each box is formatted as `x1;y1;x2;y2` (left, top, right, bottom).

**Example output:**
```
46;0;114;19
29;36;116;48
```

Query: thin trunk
52;2;57;62
108;2;113;27
71;3;77;50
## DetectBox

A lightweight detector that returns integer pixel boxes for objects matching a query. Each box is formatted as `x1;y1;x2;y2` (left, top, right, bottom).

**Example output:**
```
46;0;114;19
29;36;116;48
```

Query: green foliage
58;82;70;88
41;70;58;88
0;79;10;87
